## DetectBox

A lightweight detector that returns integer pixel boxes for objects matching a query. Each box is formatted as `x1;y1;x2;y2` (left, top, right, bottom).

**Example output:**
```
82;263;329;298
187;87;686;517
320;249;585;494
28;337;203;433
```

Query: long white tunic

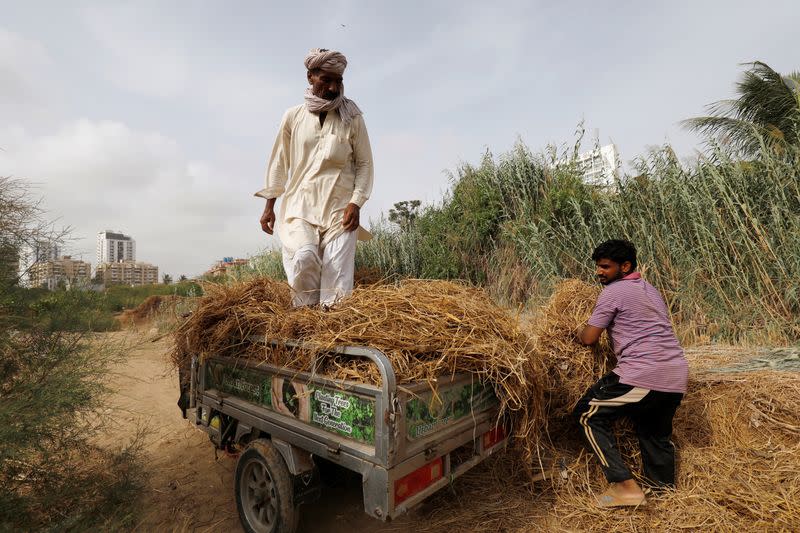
255;104;374;254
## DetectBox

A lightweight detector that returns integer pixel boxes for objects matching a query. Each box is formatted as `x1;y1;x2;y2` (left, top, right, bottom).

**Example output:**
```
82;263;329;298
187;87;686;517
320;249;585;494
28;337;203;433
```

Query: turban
303;47;362;124
304;48;348;75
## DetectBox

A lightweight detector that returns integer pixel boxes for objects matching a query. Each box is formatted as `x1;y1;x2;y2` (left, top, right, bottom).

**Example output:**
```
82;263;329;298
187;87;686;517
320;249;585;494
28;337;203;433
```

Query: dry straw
415;369;800;532
172;277;800;530
413;280;800;532
526;278;615;420
171;277;549;453
118;294;183;327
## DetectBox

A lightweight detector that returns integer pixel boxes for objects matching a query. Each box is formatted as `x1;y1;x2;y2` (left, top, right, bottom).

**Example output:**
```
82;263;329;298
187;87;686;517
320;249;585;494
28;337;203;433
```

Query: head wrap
304;48;348;76
303;48;362;124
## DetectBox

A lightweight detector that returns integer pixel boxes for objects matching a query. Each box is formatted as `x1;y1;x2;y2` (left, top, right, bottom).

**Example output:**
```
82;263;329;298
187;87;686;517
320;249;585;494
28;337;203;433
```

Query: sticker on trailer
205;362;376;445
207;363;273;407
405;381;498;439
310;387;376;445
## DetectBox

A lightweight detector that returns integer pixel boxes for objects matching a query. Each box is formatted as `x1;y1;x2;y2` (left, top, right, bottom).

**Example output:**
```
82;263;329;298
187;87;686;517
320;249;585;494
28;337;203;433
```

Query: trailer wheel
235;439;298;533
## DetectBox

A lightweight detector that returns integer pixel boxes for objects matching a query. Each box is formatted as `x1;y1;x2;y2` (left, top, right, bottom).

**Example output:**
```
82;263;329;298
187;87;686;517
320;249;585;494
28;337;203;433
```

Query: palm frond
683;61;800;156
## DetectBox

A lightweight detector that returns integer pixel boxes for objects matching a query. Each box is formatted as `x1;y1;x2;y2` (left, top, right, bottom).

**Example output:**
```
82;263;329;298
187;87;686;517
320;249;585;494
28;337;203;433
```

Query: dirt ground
102;330;794;532
102;330;418;533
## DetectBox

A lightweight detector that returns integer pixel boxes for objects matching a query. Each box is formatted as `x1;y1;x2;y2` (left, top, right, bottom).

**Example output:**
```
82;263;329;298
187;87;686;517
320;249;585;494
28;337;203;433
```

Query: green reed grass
356;137;800;344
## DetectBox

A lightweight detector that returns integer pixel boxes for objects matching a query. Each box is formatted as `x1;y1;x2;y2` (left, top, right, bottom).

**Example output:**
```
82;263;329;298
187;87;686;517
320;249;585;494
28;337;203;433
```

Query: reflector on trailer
394;457;443;504
483;424;506;450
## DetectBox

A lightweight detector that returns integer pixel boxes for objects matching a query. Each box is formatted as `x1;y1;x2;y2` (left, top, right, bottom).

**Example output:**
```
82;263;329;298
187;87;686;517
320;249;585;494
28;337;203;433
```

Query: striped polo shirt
587;272;688;393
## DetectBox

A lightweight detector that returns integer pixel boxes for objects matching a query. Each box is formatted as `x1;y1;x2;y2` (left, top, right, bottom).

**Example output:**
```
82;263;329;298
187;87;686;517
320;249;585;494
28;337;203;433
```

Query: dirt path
102;331;797;532
103;331;416;532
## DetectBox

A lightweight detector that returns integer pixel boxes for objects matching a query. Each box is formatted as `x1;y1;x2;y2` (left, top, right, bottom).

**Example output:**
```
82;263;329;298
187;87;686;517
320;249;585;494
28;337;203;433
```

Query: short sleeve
587;287;618;329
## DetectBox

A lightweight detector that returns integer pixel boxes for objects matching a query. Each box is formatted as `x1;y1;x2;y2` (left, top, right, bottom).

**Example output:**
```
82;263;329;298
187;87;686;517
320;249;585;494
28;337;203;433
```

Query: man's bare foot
596;480;647;507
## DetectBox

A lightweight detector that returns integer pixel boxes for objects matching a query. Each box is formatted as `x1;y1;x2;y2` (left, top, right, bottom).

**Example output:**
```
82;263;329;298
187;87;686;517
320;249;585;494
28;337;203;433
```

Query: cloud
0;119;273;277
81;4;189;99
352;3;528;115
0;28;60;126
202;72;294;136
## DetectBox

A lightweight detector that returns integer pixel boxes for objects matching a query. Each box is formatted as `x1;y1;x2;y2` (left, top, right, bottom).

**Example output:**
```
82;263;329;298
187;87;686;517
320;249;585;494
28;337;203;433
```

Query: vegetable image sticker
208;364;272;408
406;381;497;439
271;377;310;421
310;387;375;445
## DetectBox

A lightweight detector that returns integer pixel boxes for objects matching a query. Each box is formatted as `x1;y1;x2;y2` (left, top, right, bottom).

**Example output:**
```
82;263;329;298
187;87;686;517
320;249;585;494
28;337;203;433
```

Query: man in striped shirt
575;239;688;507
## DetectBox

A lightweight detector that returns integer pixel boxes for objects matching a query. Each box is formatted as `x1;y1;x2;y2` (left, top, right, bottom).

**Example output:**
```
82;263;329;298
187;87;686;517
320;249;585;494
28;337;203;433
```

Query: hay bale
527;279;615;420
171;277;548;453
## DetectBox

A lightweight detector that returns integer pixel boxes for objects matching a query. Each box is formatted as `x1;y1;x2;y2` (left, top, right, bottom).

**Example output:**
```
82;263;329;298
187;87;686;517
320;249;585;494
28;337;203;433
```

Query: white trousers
282;230;357;307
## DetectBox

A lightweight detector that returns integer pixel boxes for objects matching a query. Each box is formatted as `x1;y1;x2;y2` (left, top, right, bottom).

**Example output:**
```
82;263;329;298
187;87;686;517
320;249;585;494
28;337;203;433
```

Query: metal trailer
185;337;508;533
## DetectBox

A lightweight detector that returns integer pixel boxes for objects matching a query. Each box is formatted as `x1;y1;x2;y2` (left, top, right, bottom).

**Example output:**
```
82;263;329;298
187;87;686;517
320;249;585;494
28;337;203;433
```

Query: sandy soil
102;330;779;532
102;330;417;533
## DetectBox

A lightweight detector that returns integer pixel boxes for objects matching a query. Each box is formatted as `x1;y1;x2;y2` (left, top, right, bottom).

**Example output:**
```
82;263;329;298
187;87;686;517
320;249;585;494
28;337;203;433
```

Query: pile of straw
172;276;800;529
416;369;800;532
118;295;183;327
171;278;548;450
552;370;800;531
170;277;611;465
409;280;800;531
527;279;615;420
171;277;291;377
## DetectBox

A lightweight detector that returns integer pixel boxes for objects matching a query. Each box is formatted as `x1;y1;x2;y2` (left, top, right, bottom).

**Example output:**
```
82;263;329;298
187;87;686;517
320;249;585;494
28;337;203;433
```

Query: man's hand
342;203;360;231
260;198;277;234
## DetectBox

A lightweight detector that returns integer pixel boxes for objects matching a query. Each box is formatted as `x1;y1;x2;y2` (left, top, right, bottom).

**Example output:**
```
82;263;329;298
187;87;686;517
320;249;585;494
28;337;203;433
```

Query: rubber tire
234;439;298;533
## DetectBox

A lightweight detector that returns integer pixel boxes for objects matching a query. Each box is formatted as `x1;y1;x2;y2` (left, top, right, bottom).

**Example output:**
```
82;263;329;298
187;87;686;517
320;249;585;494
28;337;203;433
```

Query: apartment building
573;144;620;187
28;256;91;290
95;260;159;286
205;257;249;277
96;230;136;265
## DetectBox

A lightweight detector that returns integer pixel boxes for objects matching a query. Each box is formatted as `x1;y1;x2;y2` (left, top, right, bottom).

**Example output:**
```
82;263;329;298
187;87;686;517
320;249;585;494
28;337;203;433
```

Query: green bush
0;176;145;530
231;250;286;281
2;282;204;333
104;281;202;312
0;330;144;530
357;136;800;343
30;290;119;332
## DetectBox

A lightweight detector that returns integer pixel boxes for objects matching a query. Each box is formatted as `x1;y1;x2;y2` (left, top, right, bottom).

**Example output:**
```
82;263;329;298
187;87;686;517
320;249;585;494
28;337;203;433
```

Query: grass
354;135;800;344
4;281;203;332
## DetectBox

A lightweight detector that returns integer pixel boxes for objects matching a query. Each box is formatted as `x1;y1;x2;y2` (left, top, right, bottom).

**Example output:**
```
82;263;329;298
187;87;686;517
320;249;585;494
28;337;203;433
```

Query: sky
2;0;799;278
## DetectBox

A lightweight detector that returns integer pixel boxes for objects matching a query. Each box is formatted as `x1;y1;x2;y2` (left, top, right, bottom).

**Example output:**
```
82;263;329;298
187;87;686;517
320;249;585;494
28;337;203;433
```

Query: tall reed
356;137;800;343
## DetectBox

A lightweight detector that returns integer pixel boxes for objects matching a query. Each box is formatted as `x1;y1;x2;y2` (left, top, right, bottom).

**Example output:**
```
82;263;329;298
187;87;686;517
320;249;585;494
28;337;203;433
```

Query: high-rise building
95;260;158;286
29;256;91;290
0;238;20;286
573;144;620;187
33;240;61;262
97;230;136;264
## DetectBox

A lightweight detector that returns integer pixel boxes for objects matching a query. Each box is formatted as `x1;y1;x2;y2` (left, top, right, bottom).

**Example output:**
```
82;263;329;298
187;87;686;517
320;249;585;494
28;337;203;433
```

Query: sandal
596;491;647;508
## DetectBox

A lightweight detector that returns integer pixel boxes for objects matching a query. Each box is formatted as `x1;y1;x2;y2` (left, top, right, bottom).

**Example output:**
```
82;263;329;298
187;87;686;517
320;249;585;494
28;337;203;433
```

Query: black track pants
573;372;683;486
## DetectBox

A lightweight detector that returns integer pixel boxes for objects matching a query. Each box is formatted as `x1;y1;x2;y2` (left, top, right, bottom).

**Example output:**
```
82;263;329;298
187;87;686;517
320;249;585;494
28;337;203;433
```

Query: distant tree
388;200;421;231
0;177;68;288
162;274;172;285
683;61;800;156
178;274;188;282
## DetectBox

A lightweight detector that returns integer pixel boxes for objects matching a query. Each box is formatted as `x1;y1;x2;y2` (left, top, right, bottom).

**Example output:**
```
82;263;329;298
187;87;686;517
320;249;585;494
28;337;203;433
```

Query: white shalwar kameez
255;104;374;307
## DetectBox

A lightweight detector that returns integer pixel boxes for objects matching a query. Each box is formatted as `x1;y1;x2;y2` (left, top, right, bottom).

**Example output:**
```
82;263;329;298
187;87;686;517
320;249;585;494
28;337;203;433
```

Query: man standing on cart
256;48;374;307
